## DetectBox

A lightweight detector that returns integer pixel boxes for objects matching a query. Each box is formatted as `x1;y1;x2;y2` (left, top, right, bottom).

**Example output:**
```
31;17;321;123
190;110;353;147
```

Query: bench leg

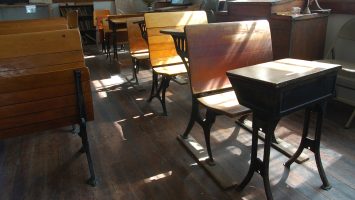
345;109;355;129
160;76;171;116
237;116;279;200
182;99;200;139
78;123;97;187
74;70;97;186
147;72;171;115
285;104;331;190
129;57;139;85
203;109;217;165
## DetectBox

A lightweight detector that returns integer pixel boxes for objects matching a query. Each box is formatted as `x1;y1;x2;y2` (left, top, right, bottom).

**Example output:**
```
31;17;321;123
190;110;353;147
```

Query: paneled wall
114;0;146;13
113;0;218;13
0;4;51;21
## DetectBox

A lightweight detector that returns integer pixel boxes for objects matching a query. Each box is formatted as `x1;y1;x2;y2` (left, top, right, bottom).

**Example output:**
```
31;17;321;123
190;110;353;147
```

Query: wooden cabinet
214;0;329;61
270;13;329;60
59;4;95;44
215;0;305;22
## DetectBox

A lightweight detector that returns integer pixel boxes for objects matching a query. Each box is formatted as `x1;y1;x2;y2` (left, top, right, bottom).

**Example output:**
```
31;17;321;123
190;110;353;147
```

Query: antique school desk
227;58;341;200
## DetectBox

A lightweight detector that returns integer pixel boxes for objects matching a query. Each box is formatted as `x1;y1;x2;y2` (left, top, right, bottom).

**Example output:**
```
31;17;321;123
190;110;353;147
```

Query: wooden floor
1;46;355;200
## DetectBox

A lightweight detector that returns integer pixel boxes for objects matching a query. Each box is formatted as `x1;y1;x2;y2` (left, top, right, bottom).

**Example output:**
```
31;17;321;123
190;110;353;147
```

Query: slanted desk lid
227;58;341;88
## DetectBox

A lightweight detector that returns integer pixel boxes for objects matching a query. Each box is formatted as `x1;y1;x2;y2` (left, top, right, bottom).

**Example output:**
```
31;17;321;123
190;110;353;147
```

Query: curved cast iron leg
131;57;139;85
261;121;278;200
74;70;96;186
182;99;199;139
237;117;259;191
147;72;158;102
238;116;278;200
314;104;331;190
284;108;311;168
79;125;97;187
160;77;171;116
203;110;216;165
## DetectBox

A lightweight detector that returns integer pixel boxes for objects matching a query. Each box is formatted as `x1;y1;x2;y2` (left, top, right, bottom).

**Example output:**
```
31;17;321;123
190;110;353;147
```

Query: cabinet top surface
228;0;292;4
227;58;341;87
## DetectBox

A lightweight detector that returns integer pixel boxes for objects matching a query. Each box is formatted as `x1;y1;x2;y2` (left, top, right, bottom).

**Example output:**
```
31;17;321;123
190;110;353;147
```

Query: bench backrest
0;18;68;35
0;29;93;139
144;11;208;67
67;10;79;29
185;20;273;95
127;17;148;54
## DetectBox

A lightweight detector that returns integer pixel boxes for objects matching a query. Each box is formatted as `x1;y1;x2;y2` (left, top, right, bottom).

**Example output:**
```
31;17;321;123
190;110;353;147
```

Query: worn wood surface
270;13;329;60
0;45;354;199
126;17;148;55
0;18;68;35
145;11;208;67
0;29;93;139
185;20;273;95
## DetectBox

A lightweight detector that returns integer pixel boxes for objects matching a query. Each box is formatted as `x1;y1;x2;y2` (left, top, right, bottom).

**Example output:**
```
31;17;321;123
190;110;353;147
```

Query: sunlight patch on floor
114;121;127;141
144;171;173;183
211;127;236;142
92;75;126;98
84;55;96;59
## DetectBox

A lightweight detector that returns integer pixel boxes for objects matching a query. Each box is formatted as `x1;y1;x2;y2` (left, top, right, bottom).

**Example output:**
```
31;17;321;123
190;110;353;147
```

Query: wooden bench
144;11;208;115
127;17;150;85
182;20;273;164
0;29;96;186
0;18;68;35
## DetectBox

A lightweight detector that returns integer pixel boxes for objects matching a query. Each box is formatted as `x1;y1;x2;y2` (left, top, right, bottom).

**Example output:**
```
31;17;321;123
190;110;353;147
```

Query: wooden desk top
272;12;329;20
228;0;293;5
109;18;127;24
227;58;341;88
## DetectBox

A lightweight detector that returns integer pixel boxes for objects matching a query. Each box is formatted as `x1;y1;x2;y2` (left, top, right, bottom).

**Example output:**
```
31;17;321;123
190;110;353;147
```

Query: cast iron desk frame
227;60;341;200
159;29;233;162
160;28;310;164
108;18;127;60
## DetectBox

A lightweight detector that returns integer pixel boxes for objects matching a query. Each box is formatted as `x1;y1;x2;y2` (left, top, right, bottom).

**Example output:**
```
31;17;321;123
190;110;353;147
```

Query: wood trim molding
317;0;355;14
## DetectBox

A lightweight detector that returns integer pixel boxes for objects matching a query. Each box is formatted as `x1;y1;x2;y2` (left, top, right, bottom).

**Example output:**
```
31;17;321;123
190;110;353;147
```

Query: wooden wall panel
317;0;355;14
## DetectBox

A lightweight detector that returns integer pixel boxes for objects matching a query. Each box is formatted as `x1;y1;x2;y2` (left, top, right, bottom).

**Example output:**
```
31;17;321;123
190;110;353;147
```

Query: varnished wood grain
0;29;93;138
186;20;273;95
127;17;148;54
0;30;82;59
0;18;68;35
145;11;208;67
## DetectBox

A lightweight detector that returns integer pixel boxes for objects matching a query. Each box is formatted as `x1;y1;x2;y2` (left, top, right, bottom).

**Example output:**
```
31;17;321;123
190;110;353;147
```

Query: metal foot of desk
236;120;309;164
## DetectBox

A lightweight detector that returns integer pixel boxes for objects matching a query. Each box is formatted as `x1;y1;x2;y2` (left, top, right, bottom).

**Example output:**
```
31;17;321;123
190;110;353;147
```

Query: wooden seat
197;91;250;118
127;17;150;84
319;17;355;128
0;29;96;186
152;63;186;75
0;18;68;35
144;10;208;115
182;20;273;163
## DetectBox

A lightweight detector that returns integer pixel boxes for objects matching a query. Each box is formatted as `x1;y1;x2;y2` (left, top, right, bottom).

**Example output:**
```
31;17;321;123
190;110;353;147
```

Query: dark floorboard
0;45;354;200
